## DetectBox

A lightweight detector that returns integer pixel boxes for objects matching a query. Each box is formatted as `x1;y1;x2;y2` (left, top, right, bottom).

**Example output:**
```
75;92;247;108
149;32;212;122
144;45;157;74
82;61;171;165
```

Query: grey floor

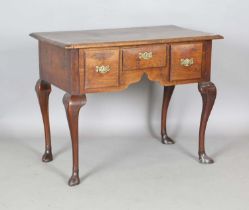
0;133;248;210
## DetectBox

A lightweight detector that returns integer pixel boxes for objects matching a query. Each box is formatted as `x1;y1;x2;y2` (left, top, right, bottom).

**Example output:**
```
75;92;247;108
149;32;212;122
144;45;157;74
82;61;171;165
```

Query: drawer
122;44;167;70
170;43;203;81
84;48;119;89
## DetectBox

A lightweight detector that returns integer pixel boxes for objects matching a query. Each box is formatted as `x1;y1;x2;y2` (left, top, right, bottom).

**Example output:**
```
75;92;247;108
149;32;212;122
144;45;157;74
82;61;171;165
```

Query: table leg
198;81;217;164
161;86;175;144
63;93;87;186
35;79;53;162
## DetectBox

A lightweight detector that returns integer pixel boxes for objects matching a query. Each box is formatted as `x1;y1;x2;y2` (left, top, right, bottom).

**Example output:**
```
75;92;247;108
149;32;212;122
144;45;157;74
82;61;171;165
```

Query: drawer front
170;43;203;81
84;49;119;89
122;44;167;70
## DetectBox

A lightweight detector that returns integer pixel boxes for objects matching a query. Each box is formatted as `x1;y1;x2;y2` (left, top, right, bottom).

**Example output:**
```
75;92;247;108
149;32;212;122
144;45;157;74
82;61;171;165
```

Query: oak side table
30;25;223;186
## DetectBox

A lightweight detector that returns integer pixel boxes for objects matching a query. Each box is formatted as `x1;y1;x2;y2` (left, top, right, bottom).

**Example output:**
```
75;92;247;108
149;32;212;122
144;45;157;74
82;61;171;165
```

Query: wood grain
30;25;223;49
39;41;80;94
170;42;203;81
83;48;120;89
122;44;167;70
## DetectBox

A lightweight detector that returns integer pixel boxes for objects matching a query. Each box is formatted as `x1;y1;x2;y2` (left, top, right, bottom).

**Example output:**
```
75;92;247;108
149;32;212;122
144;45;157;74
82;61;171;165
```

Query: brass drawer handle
180;58;194;67
96;65;110;74
139;51;153;60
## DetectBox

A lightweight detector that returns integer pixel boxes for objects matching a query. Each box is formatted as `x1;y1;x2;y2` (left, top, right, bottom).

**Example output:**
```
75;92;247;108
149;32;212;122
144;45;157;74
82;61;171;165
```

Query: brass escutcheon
180;58;194;67
96;65;110;74
139;51;153;60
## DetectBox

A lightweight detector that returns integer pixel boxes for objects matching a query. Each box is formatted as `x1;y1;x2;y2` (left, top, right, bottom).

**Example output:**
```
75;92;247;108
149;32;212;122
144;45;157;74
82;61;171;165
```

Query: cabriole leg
198;81;217;164
63;93;87;186
35;79;53;162
161;86;175;144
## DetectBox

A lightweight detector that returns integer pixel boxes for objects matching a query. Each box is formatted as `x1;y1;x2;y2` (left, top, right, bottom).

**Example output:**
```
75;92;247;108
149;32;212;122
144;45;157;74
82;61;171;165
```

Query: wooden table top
30;25;223;49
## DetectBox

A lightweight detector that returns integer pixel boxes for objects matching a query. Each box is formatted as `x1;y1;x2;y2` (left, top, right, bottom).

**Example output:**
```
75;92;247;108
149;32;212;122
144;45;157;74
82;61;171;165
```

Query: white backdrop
0;1;248;153
1;0;249;139
1;1;249;209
